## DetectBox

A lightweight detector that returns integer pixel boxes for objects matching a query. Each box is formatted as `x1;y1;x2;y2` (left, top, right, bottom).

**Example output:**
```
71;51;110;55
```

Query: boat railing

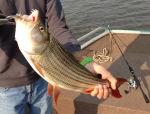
78;27;150;49
77;27;109;49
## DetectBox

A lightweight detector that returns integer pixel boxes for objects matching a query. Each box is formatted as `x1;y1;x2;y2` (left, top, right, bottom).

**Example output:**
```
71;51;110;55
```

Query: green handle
80;57;93;66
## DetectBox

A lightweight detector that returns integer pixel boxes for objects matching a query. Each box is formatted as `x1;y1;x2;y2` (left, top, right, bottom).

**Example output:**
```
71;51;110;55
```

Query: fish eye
39;26;44;31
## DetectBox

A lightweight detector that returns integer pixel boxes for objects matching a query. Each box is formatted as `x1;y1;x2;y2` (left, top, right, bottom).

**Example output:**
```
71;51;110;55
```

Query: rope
92;30;114;64
93;48;113;63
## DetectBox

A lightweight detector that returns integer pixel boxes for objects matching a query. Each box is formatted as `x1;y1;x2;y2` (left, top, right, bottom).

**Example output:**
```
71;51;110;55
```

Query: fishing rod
107;25;150;103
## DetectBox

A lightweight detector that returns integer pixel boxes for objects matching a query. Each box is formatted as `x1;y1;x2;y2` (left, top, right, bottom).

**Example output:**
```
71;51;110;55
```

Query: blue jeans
0;78;53;114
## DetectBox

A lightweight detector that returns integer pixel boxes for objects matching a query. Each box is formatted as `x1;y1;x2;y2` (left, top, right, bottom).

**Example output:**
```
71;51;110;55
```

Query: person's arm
46;0;92;61
46;0;80;52
0;10;15;26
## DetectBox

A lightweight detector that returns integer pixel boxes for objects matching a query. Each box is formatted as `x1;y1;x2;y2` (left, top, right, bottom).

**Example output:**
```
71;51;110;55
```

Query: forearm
46;0;79;47
72;49;90;61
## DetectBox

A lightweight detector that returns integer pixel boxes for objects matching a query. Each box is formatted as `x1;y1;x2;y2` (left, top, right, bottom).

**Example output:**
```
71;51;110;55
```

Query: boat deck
57;31;150;114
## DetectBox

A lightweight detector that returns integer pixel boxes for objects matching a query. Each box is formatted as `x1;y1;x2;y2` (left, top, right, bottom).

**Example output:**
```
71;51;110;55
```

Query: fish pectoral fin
30;58;45;77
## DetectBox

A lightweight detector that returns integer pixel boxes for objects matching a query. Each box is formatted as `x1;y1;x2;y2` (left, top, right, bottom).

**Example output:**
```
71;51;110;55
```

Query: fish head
9;9;49;54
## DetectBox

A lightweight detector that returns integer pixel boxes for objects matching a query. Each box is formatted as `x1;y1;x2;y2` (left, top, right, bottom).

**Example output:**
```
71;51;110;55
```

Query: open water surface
62;0;150;38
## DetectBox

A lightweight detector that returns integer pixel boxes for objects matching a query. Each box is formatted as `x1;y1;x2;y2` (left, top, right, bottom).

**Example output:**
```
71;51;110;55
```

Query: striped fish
8;10;126;100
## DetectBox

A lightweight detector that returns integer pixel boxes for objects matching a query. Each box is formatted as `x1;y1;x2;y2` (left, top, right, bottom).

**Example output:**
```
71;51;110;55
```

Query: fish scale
33;38;102;92
51;38;98;79
11;9;108;93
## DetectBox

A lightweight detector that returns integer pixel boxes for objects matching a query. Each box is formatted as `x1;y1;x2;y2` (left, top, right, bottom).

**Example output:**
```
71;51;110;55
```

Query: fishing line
107;25;150;103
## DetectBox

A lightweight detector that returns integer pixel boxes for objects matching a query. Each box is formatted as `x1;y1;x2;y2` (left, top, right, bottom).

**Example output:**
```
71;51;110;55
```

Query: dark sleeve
0;11;5;18
46;0;80;52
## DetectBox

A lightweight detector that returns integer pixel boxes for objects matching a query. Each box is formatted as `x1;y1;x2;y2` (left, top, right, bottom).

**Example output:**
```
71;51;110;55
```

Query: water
62;0;150;38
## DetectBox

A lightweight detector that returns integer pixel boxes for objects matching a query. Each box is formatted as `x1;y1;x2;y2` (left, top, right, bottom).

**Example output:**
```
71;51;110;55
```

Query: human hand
0;12;15;26
85;62;117;99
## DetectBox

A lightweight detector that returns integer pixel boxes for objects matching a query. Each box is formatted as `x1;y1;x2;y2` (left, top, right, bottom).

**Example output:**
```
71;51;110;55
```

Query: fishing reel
124;77;150;103
124;78;138;94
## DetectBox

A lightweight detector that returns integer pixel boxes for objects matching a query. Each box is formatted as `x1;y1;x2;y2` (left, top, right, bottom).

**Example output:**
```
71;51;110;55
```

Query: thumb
109;77;117;90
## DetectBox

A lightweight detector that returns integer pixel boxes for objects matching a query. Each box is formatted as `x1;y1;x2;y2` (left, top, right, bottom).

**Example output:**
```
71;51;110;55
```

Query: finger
103;85;109;99
106;75;117;90
96;85;104;99
0;18;15;26
5;22;15;25
110;77;117;90
108;88;112;94
91;86;99;96
0;19;9;26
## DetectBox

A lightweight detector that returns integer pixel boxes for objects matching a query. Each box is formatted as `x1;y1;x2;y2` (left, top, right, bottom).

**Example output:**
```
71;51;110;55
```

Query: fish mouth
7;9;39;23
29;9;39;22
